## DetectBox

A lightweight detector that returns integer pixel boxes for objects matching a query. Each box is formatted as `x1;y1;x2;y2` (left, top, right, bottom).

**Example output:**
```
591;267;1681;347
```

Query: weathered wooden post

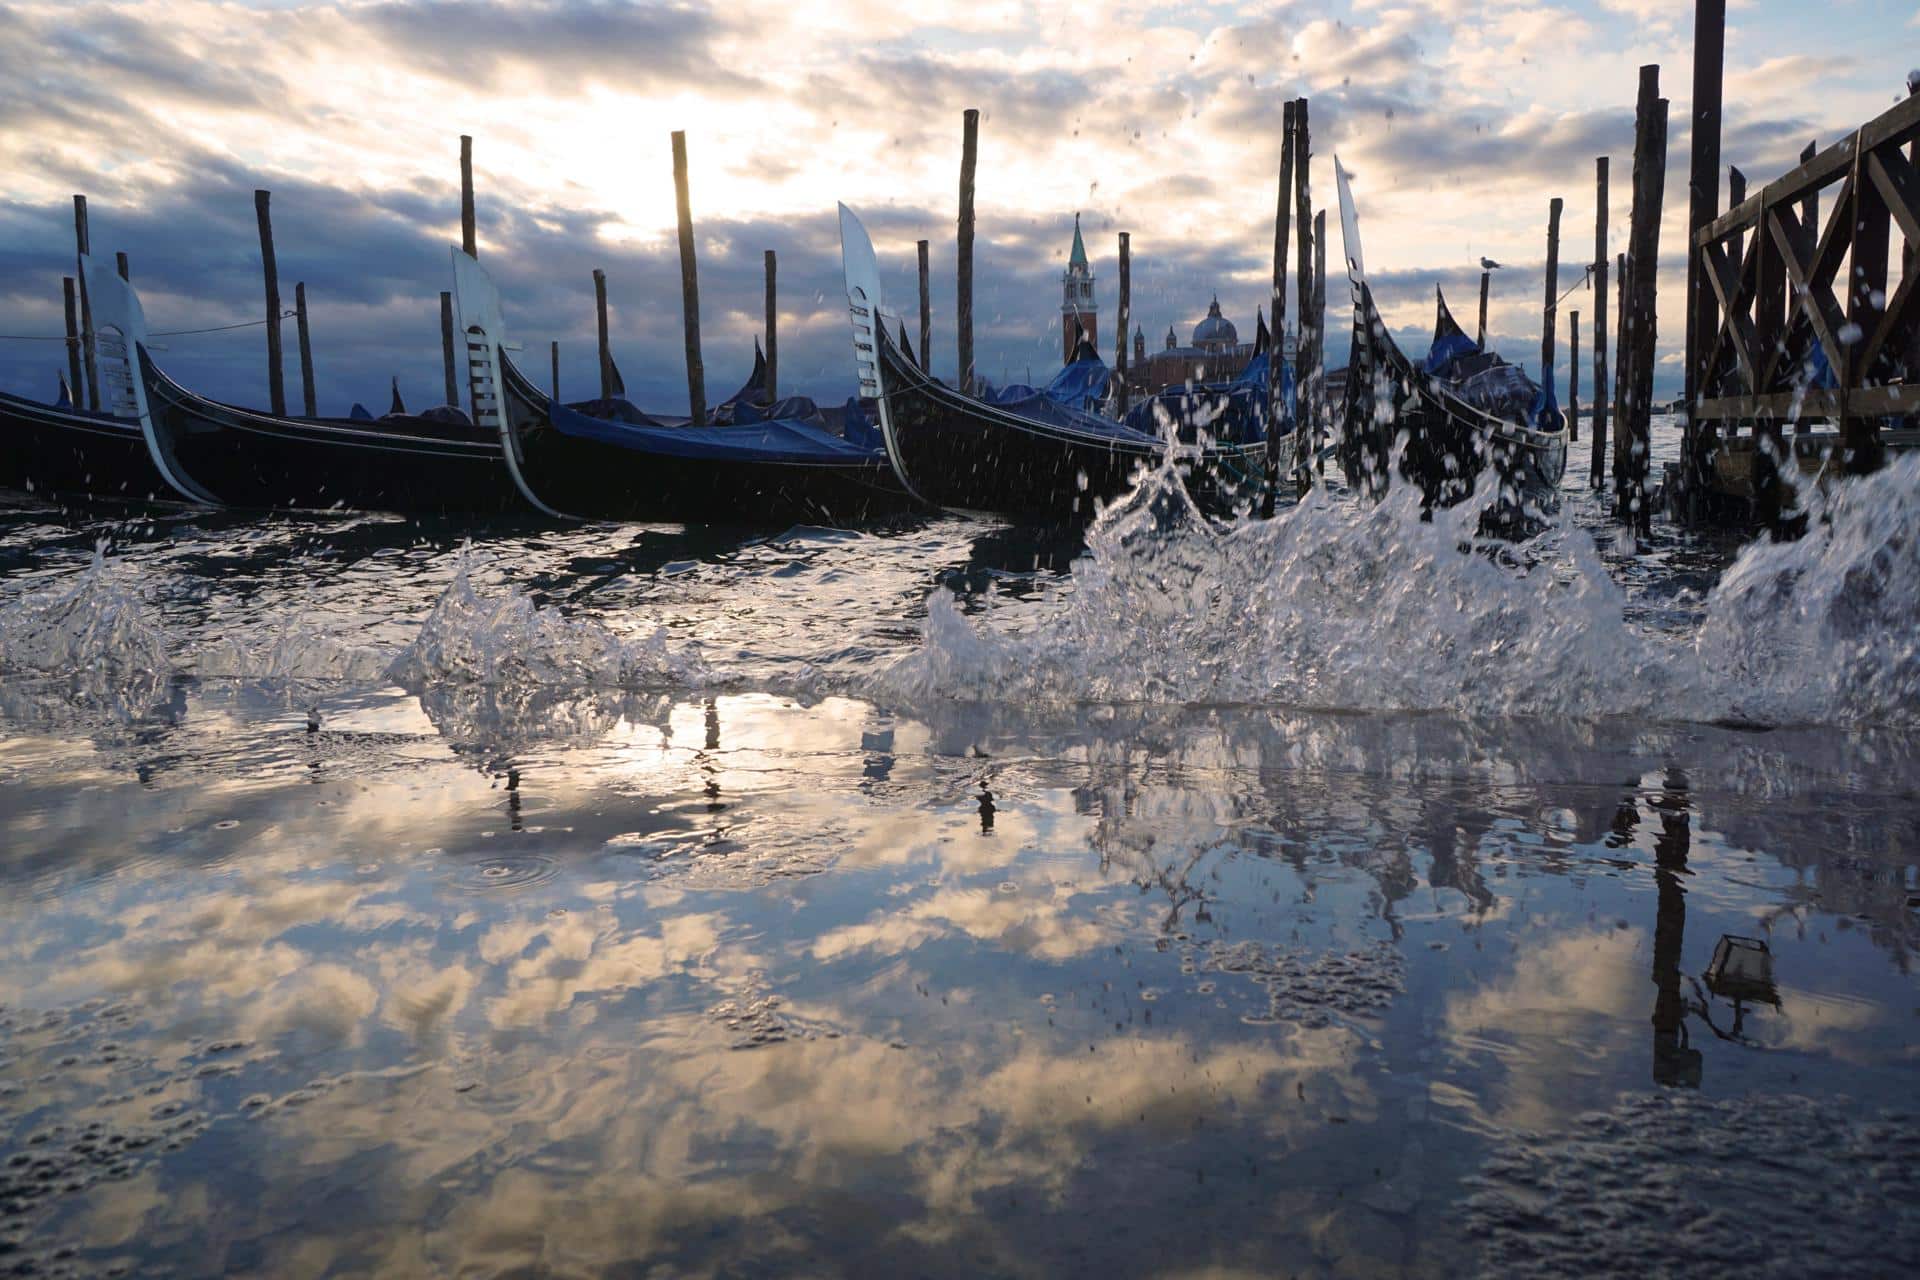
440;290;459;407
958;108;979;394
1590;157;1611;488
73;195;98;411
1617;66;1668;531
1311;208;1326;479
593;268;612;400
1682;0;1725;510
1265;99;1295;516
1477;271;1490;349
1568;310;1581;442
114;252;129;282
1294;98;1315;487
61;277;82;405
1612;249;1630;485
295;282;316;416
1727;166;1746;274
916;239;931;373
460;134;477;259
1115;231;1131;416
1798;140;1818;265
1541;196;1563;420
254;189;287;416
671;130;707;425
550;340;560;401
764;248;778;402
1844;138;1891;474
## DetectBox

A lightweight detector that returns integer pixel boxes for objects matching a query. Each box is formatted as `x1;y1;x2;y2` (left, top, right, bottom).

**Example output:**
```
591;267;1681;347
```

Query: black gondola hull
0;392;181;505
1338;284;1568;518
498;361;916;525
142;358;524;516
874;329;1274;520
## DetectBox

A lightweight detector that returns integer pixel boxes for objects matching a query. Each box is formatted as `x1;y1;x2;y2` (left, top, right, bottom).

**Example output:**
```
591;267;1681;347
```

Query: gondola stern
450;246;575;519
78;254;221;505
838;203;923;505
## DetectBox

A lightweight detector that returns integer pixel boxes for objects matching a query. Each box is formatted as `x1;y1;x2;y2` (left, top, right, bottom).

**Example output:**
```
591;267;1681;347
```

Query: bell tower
1060;213;1097;363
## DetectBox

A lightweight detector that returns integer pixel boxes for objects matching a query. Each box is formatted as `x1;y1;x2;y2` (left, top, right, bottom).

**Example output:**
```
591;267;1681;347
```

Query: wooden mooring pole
460;135;477;259
1590;157;1610;487
1541;196;1563;422
671;130;706;425
1265;99;1295;516
1616;65;1668;531
440;290;459;408
1311;208;1326;481
550;340;560;402
916;239;931;373
1293;98;1314;489
1116;231;1131;416
1726;166;1746;273
1612;249;1630;486
254;189;287;417
957;108;979;394
1477;271;1490;349
73;196;98;412
1682;0;1725;510
593;268;611;400
61;277;81;405
295;282;316;416
1568;310;1581;442
764;249;778;402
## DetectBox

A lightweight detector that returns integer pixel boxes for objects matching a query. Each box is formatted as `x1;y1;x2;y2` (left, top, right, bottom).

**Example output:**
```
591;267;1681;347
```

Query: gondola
1332;160;1567;516
838;204;1286;521
75;261;526;516
0;258;215;506
451;249;917;525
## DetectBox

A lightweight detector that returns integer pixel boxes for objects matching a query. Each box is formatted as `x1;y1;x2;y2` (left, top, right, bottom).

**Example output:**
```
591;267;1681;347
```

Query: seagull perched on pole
1479;257;1504;270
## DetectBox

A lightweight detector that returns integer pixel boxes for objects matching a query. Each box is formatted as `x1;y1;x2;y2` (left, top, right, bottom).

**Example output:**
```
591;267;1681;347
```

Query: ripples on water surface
2;423;1918;1276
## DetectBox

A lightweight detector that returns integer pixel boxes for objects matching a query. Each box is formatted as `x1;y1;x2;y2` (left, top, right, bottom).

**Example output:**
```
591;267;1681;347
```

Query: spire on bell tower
1060;212;1098;364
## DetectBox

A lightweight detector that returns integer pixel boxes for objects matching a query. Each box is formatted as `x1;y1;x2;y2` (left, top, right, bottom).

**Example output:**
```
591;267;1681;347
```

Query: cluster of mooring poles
42;0;1911;545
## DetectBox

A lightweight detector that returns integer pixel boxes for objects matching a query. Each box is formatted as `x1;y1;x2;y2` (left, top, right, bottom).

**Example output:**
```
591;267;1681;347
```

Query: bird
1479;257;1504;270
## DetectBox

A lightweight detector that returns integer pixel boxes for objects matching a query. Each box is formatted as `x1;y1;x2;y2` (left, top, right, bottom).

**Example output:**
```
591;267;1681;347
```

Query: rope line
0;310;297;342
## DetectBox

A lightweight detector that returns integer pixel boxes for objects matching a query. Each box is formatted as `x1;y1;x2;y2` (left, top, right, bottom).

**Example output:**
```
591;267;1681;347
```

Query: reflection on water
1;434;1917;1276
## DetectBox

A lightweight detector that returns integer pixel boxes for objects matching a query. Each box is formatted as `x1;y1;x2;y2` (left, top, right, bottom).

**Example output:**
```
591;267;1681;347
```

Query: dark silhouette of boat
1333;160;1567;516
838;204;1284;522
451;249;916;525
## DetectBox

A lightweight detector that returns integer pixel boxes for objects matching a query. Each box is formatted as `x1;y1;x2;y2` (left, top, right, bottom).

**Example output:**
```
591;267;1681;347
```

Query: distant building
1123;296;1293;394
1060;213;1097;363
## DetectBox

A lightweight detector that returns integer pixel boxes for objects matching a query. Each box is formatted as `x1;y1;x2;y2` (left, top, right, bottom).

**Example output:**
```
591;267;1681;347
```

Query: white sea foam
385;544;704;694
876;452;1920;729
0;543;172;680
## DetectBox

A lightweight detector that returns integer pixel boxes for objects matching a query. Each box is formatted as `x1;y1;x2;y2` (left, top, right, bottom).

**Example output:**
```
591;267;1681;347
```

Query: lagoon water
2;422;1918;1276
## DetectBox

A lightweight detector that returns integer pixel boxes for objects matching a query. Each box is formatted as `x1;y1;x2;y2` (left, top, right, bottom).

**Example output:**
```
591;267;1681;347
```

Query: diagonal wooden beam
1766;204;1850;386
1857;264;1918;374
1806;169;1855;293
1866;145;1920;254
1702;240;1761;393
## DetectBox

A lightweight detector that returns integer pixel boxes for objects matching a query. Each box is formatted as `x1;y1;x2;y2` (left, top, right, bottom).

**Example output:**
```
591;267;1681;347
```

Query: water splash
387;544;704;694
0;542;173;720
878;453;1920;729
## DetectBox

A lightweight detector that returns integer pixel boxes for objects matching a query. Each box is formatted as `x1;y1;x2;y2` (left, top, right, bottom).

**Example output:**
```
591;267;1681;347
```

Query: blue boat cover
55;374;73;410
549;396;885;463
1041;341;1111;412
1423;288;1481;378
565;397;664;426
1123;348;1289;444
736;394;824;426
842;397;881;450
1528;365;1561;432
349;403;374;420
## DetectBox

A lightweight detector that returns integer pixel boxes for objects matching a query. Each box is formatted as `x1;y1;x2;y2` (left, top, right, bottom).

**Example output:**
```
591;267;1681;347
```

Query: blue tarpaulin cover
549;397;885;463
1040;342;1111;412
1124;347;1289;444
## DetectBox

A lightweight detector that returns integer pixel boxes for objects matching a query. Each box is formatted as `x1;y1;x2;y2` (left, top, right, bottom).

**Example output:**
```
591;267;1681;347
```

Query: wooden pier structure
1678;0;1918;530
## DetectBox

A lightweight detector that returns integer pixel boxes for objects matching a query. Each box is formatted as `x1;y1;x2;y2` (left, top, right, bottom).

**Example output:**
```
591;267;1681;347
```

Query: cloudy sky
0;0;1913;414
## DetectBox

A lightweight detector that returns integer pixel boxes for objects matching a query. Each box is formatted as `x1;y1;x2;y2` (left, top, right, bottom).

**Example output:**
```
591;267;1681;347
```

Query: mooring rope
0;310;297;342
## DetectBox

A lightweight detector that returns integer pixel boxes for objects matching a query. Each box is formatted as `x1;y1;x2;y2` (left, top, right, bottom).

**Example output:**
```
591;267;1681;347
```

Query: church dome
1192;295;1238;349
